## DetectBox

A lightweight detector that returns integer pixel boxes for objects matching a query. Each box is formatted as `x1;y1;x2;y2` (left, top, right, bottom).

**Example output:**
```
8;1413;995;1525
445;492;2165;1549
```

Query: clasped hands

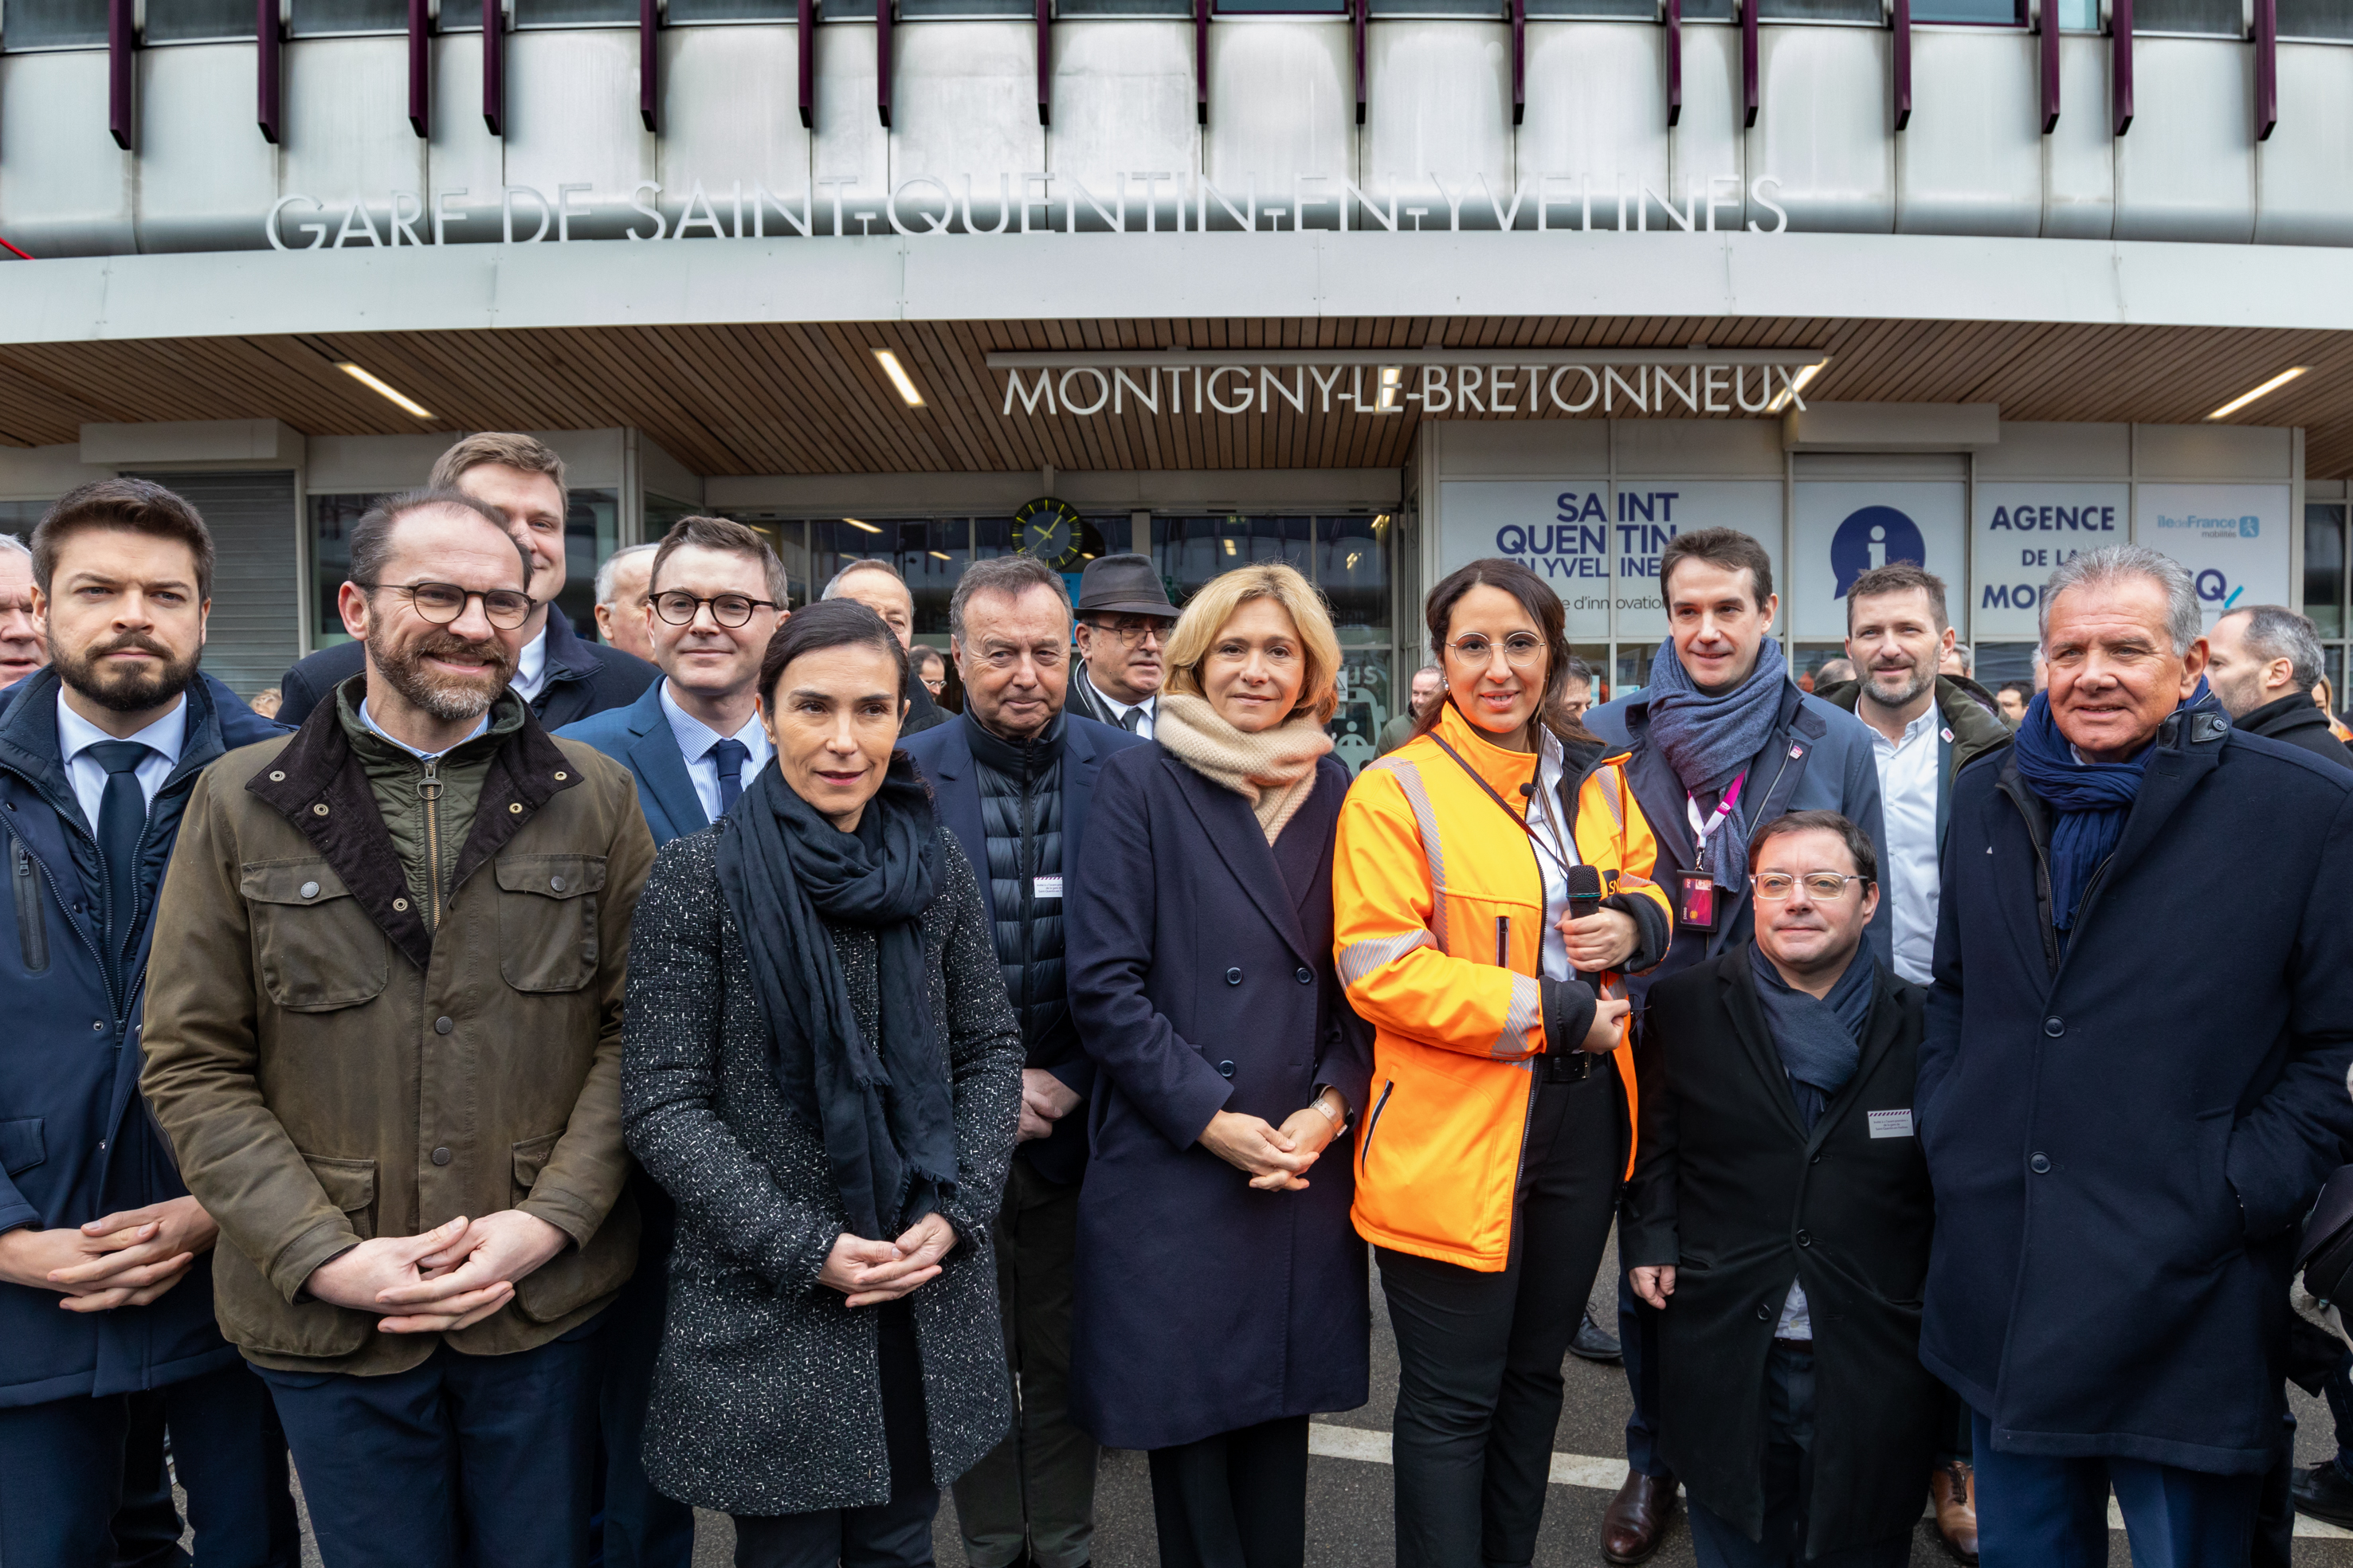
820;1213;959;1308
307;1209;571;1334
1201;1088;1347;1194
0;1194;219;1311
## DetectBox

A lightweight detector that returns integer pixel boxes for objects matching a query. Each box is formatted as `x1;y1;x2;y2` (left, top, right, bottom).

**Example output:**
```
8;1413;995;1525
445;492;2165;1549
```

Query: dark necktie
708;738;751;813
87;739;151;975
1119;706;1144;735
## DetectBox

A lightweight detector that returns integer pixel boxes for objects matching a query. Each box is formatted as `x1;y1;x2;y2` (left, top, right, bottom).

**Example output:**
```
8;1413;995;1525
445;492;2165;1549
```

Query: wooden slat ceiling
3;316;2349;476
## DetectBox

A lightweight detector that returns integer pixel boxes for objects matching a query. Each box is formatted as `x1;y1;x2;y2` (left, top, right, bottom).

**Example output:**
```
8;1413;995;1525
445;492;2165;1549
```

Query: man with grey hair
900;555;1146;1568
823;556;946;735
592;542;658;662
1920;543;2353;1566
0;532;43;690
1378;664;1443;755
2206;605;2353;769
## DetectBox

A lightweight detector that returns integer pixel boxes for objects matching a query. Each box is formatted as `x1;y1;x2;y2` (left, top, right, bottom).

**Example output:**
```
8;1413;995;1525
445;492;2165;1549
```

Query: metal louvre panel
1895;27;2041;237
1363;21;1512;223
2112;34;2256;241
2253;43;2353;245
1749;24;1896;233
132;471;300;700
280;37;433;230
135;44;281;253
0;52;135;257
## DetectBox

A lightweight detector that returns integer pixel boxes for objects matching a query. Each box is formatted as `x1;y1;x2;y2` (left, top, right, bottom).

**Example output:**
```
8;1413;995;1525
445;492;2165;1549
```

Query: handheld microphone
1565;865;1606;971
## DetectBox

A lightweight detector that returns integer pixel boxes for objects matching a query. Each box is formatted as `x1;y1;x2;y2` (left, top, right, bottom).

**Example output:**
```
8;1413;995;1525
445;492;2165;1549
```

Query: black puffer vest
963;709;1072;1068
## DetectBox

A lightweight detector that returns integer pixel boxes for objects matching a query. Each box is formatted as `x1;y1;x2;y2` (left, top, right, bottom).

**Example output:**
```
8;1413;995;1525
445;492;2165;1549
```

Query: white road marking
1306;1424;2353;1540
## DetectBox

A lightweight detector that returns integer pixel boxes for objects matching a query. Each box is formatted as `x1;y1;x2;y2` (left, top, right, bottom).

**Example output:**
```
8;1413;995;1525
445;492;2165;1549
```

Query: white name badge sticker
1868;1108;1916;1139
1033;876;1064;902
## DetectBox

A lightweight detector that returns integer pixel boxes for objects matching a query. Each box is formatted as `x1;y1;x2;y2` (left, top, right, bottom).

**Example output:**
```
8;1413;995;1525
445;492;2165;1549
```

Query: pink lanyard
1684;770;1750;863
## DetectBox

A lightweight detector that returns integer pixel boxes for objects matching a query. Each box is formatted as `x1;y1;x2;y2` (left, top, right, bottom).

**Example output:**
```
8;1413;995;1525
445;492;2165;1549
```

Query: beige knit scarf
1154;692;1335;843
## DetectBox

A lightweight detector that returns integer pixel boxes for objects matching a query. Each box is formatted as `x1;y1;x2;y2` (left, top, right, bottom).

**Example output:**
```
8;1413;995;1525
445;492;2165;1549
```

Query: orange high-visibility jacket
1334;700;1674;1272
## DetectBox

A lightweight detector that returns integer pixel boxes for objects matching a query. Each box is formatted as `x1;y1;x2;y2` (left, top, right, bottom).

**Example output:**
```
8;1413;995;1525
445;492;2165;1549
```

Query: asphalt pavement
664;1223;2353;1567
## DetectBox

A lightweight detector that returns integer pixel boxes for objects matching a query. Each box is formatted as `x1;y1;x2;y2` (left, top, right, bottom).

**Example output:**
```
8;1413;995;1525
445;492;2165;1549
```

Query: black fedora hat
1075;554;1178;620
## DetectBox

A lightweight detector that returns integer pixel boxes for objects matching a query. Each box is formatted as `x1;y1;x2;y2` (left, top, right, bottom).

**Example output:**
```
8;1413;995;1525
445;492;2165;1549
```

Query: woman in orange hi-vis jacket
1334;557;1675;1568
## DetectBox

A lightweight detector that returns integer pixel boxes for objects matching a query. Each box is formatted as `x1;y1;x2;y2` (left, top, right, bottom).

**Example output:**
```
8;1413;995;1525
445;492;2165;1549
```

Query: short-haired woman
622;598;1024;1567
1067;563;1372;1568
1334;558;1676;1567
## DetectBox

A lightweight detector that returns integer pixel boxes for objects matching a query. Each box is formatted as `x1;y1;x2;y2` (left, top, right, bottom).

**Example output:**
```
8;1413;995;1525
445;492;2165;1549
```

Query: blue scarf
1749;943;1879;1131
1643;635;1792;891
2010;679;2214;932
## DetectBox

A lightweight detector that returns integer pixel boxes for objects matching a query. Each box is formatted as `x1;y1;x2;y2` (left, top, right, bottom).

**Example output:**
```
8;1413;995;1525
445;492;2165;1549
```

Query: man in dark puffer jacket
902;555;1145;1568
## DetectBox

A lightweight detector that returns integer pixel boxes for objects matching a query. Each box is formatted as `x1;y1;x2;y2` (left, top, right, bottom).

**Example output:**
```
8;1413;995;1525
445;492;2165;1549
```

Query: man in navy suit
558;514;785;1568
902;554;1145;1568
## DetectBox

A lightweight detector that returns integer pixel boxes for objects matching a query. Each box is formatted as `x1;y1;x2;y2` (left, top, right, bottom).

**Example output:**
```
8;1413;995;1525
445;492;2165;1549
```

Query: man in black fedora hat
1065;554;1178;738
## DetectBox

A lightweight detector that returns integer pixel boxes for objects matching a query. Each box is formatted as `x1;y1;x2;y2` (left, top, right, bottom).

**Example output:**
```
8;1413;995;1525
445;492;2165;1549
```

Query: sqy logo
1830;506;1927;598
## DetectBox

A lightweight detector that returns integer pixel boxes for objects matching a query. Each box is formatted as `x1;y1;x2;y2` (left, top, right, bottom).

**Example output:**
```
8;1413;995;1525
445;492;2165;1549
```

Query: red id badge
1677;871;1719;932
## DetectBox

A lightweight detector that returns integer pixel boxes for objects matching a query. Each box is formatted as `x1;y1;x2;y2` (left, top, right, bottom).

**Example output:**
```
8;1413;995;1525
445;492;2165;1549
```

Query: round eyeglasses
653;591;778;629
1445;633;1548;669
361;581;535;631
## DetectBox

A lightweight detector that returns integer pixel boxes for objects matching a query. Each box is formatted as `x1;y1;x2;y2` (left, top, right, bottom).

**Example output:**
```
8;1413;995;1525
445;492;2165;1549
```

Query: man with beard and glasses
1585;527;1888;1566
273;433;657;730
1808;562;2010;1562
140;488;654;1568
0;479;297;1568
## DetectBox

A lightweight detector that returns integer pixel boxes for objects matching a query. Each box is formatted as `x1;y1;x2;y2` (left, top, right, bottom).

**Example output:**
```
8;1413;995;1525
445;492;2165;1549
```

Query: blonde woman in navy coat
1066;563;1372;1568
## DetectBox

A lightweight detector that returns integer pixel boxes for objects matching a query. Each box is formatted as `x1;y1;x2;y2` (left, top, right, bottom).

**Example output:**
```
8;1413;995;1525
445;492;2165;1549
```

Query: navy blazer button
1226;967;1242;985
434;1016;454;1035
430;1147;452;1166
1796;1229;1812;1248
2029;1152;2052;1174
92;1019;104;1032
1218;1060;1237;1078
2043;1016;2064;1037
1296;966;1314;984
1756;1302;1773;1321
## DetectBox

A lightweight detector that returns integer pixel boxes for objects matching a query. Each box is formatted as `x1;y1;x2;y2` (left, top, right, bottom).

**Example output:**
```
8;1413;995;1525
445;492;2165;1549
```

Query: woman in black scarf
622;599;1023;1568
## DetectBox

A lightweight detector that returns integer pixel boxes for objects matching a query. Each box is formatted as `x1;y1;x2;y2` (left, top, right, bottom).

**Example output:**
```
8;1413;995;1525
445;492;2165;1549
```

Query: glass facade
308;488;615;648
2308;503;2351;717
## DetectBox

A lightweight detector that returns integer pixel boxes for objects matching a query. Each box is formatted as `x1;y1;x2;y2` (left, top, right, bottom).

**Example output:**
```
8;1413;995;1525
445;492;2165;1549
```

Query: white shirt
1869;704;1943;986
659;681;772;822
1095;684;1155;740
1528;733;1583;982
357;698;488;762
58;690;187;831
508;623;551;705
1777;1279;1814;1341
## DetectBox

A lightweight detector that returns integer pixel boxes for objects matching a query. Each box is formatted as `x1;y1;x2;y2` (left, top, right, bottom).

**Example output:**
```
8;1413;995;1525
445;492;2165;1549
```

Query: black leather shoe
2292;1462;2353;1529
1569;1307;1622;1363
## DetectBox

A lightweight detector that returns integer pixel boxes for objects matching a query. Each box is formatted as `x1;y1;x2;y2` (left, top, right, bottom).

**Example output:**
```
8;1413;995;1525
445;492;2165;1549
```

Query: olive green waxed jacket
139;688;657;1376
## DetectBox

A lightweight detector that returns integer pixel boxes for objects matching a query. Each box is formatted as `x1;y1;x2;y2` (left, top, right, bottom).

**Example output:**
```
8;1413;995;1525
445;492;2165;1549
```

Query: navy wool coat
1065;747;1372;1452
1920;712;2353;1474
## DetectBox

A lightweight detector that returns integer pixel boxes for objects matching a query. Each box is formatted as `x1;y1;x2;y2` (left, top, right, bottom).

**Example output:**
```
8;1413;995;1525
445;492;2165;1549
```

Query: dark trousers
950;1158;1098;1568
731;1299;939;1568
1685;1343;1910;1568
1617;1268;1668;1477
2326;1347;2353;1471
256;1315;604;1568
598;1179;697;1568
0;1362;298;1568
1378;1061;1624;1568
1970;1409;2262;1568
1145;1415;1310;1568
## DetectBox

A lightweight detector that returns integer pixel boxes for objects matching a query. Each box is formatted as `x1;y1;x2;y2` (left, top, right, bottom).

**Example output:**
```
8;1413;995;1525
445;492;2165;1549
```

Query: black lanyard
1426;732;1577;880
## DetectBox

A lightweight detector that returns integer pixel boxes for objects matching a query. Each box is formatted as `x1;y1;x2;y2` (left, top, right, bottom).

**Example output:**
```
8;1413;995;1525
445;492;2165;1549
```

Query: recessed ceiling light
2207;367;2310;421
1222;538;1237;556
873;349;925;408
928;551;951;561
335;362;432;420
844;518;882;535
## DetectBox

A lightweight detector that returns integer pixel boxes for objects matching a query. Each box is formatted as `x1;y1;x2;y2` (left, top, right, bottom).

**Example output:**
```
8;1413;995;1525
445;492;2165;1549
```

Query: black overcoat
1920;711;2353;1474
1065;747;1372;1451
1624;948;1940;1557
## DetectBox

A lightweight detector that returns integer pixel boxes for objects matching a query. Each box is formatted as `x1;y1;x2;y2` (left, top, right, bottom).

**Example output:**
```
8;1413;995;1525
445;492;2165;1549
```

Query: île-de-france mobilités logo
1830;506;1929;599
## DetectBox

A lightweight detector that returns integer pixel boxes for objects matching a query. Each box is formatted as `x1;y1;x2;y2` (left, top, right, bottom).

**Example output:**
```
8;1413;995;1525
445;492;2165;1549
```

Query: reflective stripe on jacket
1334;700;1673;1272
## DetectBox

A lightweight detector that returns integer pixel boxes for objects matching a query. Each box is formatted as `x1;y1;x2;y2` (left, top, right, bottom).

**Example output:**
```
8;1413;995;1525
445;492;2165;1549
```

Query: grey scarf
1748;943;1877;1131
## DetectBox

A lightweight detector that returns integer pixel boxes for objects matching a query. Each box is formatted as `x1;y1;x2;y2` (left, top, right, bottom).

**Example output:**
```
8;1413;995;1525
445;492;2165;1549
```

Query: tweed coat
622;816;1024;1516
